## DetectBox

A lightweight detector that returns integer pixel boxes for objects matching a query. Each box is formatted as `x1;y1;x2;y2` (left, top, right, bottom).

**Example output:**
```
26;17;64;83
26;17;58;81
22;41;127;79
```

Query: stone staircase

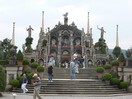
14;67;124;94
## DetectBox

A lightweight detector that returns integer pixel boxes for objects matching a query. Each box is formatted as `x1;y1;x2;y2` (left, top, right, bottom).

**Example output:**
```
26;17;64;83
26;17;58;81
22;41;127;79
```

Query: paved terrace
1;92;132;99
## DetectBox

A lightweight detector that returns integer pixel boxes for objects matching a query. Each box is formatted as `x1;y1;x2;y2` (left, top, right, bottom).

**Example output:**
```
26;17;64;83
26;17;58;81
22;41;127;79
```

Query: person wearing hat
32;73;42;99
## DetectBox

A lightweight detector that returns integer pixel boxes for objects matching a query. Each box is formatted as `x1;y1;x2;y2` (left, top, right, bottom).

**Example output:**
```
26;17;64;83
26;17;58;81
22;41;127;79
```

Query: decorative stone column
70;32;73;60
58;32;62;68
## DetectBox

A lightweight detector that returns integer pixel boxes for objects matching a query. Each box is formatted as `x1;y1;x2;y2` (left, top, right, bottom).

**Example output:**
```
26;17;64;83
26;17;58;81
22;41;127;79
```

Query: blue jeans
70;69;75;79
48;73;52;81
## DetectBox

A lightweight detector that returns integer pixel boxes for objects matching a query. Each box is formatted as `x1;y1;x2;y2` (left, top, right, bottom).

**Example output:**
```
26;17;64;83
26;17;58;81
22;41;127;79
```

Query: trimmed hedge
0;65;6;92
10;79;20;87
0;60;9;65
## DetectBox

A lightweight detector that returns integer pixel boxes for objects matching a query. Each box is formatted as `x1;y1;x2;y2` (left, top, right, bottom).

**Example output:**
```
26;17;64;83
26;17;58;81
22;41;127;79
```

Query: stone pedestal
4;65;22;84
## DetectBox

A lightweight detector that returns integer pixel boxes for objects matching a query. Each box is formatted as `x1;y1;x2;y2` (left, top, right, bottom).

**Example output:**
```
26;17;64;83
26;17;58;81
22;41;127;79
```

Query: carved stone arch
102;60;106;65
74;37;81;46
61;59;70;68
74;49;82;57
88;59;93;66
85;40;90;47
51;36;57;46
41;49;45;55
86;50;90;56
50;49;57;57
31;58;35;63
96;60;101;65
61;35;70;46
62;30;70;35
62;50;70;55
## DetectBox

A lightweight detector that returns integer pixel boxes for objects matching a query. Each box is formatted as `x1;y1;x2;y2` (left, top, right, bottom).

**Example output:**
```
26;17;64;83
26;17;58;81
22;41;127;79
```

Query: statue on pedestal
97;26;106;39
27;25;33;38
63;12;68;25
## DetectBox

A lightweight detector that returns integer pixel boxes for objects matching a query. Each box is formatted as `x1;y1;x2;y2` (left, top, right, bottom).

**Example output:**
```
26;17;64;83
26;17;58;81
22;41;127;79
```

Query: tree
118;52;125;63
1;38;17;60
126;48;132;58
17;50;23;61
0;65;6;96
112;46;121;59
94;38;108;54
25;37;33;52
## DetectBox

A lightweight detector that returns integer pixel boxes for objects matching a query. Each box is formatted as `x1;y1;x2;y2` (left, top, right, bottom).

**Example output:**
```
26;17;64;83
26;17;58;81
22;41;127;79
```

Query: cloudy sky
0;0;132;50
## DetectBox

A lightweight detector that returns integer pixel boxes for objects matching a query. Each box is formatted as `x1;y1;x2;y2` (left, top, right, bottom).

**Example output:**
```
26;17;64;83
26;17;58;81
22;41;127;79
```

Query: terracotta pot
37;72;44;78
105;69;111;73
97;73;103;79
17;60;23;66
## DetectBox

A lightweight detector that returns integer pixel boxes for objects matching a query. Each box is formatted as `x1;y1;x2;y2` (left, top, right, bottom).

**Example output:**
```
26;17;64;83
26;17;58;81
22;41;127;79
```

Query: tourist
65;62;68;68
48;65;53;82
82;55;86;69
70;59;75;80
21;73;28;94
74;58;79;73
49;56;55;68
32;73;42;99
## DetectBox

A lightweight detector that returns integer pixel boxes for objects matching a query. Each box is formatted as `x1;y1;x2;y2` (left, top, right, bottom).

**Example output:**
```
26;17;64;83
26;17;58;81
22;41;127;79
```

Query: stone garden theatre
24;12;109;67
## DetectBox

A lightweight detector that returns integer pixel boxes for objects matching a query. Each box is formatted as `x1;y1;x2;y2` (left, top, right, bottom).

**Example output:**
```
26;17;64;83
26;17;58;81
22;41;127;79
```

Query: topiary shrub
10;79;20;88
120;81;129;89
110;60;119;66
104;64;112;69
103;73;112;81
37;65;44;72
30;62;39;69
23;59;30;65
110;78;120;86
17;50;23;61
96;67;104;73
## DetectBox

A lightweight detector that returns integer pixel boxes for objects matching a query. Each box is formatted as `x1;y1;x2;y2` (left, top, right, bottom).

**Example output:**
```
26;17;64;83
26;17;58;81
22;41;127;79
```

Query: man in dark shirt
48;65;53;82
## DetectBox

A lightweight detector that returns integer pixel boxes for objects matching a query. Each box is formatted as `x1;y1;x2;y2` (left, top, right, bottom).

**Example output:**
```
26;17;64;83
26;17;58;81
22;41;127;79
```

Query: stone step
12;68;125;95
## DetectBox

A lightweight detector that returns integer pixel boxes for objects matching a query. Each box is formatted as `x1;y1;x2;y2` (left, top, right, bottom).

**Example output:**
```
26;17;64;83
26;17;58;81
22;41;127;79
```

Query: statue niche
51;39;57;46
42;40;47;47
75;39;81;46
61;36;69;46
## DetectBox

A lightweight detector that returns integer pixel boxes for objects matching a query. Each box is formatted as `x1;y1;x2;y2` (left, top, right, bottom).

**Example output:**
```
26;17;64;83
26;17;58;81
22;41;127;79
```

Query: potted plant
102;73;112;85
120;81;129;91
110;78;120;87
118;52;126;66
27;72;35;84
96;67;104;79
110;60;119;71
104;64;112;73
10;79;20;89
37;65;45;78
17;50;23;66
30;62;39;72
37;65;44;72
23;58;30;70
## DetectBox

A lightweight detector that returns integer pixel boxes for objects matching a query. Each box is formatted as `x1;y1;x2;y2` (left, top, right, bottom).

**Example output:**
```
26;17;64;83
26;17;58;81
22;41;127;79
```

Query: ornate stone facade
35;13;109;67
23;12;109;67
